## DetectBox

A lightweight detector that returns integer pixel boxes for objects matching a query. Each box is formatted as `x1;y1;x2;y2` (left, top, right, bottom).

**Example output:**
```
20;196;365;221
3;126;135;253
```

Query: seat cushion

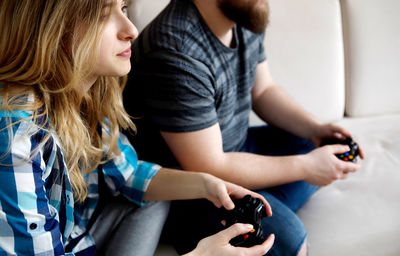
297;114;400;256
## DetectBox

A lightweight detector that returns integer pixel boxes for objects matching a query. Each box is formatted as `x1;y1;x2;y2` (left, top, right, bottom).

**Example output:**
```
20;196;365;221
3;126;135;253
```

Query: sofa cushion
297;114;400;256
341;0;400;117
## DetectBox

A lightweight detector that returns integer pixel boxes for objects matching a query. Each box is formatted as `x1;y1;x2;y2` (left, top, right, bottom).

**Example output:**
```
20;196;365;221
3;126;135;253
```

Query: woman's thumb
219;223;253;242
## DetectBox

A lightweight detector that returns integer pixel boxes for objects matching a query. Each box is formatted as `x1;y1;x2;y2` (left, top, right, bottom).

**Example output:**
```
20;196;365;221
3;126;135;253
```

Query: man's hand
186;224;275;256
311;123;365;159
303;144;362;185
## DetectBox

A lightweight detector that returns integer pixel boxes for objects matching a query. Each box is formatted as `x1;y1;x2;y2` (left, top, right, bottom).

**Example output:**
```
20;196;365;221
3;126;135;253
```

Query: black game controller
320;137;359;162
220;195;267;247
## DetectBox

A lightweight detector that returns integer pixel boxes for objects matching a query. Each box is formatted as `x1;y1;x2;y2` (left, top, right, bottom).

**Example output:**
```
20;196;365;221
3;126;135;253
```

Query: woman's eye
122;5;128;16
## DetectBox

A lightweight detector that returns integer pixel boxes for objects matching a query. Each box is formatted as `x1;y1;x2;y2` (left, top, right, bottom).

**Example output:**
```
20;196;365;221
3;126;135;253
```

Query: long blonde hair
0;0;135;202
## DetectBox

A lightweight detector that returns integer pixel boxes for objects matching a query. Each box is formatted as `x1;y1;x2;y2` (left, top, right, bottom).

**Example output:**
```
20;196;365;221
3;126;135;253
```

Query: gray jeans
89;200;170;256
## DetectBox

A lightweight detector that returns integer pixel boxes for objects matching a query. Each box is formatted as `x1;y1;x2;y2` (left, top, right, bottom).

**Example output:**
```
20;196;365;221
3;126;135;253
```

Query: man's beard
218;0;270;34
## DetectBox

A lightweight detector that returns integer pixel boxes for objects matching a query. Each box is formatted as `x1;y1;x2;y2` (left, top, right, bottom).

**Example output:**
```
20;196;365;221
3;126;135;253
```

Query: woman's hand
185;223;275;256
145;169;272;214
201;173;272;217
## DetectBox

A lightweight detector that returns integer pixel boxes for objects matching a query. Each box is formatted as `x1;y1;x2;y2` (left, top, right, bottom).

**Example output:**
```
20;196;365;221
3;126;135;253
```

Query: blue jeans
241;125;318;256
162;125;318;256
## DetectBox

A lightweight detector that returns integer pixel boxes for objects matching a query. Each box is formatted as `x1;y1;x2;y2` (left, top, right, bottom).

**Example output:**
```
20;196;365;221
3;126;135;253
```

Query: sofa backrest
127;0;169;33
341;0;400;117
264;0;345;122
127;0;400;122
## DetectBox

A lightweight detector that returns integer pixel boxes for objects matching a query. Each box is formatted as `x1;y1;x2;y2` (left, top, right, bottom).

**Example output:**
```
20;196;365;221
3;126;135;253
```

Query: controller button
344;157;348;161
250;229;255;233
340;154;344;158
349;155;354;160
244;234;249;240
344;152;349;157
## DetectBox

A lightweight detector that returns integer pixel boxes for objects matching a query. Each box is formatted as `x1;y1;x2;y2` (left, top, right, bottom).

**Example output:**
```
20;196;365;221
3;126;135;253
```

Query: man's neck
193;0;235;48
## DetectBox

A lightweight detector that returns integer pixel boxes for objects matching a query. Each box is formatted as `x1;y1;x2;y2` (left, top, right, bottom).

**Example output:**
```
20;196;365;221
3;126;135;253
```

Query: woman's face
93;0;138;78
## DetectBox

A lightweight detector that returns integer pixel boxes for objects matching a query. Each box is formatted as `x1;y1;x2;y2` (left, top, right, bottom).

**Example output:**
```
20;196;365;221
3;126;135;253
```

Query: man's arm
251;61;321;140
161;123;358;189
161;124;307;189
160;61;361;189
252;61;365;157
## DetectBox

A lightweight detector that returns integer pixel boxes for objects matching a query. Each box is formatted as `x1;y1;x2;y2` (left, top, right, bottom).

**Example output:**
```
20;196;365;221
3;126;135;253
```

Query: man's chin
219;0;270;33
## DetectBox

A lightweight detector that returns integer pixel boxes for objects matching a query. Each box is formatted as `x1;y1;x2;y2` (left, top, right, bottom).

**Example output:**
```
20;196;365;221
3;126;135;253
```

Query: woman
0;0;274;255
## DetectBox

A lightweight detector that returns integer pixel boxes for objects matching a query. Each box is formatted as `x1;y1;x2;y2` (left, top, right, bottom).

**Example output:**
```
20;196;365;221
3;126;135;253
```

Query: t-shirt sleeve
258;32;267;63
130;50;218;133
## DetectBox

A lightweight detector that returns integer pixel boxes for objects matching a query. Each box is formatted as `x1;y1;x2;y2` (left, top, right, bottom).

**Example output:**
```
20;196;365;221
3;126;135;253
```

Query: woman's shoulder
0;107;39;134
0;107;50;161
0;92;36;126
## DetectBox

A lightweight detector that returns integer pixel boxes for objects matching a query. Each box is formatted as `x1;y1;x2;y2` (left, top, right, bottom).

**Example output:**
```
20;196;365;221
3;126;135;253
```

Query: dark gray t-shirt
125;0;266;167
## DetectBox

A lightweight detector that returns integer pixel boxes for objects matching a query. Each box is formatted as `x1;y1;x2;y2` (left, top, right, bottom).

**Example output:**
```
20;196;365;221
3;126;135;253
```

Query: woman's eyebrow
103;0;126;9
102;0;116;8
103;2;114;8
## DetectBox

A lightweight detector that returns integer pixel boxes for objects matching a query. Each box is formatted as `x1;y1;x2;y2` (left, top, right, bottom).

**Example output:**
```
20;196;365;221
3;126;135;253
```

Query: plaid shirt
0;106;160;255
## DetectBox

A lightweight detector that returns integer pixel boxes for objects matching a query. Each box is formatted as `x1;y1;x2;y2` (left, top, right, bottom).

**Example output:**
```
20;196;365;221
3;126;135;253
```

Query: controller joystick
320;137;359;162
220;195;267;247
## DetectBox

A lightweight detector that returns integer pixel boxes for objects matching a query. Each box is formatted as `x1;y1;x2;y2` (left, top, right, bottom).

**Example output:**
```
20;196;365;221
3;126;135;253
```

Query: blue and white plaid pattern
0;107;160;255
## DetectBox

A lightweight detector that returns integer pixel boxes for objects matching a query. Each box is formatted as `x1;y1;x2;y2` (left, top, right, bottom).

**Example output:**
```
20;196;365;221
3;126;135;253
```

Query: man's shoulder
135;0;208;56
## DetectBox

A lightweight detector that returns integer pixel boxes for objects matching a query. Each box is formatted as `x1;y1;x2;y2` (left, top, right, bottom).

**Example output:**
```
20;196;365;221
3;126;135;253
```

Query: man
124;0;364;255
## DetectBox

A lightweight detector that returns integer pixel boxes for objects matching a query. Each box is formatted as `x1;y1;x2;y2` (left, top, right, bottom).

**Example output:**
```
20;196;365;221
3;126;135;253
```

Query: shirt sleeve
101;132;161;206
0;117;69;255
128;50;218;133
258;32;267;63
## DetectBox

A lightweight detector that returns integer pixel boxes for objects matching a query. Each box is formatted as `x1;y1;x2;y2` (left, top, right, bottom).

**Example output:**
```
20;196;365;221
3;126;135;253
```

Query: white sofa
128;0;400;255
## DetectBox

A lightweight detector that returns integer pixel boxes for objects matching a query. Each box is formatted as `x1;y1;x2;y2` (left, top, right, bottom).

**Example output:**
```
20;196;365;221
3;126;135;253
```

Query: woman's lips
117;48;131;58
